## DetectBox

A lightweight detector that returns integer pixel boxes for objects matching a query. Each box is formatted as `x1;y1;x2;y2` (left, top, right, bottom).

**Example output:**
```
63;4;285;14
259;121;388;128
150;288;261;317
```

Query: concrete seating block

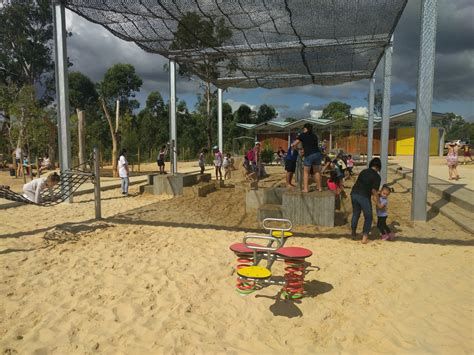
282;190;335;227
194;182;216;197
152;174;183;196
257;204;283;221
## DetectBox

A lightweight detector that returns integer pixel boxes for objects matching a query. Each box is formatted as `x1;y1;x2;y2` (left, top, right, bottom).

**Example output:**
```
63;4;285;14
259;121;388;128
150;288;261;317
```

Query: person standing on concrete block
350;157;382;244
291;123;322;192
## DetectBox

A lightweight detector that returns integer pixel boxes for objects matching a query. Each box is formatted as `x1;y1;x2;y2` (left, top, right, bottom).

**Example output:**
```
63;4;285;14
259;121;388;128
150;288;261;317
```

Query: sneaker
381;234;390;241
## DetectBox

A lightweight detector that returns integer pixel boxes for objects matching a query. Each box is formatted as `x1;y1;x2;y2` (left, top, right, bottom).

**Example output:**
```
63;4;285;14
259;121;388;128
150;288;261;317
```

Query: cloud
350;107;368;117
225;99;257;112
310;110;323;119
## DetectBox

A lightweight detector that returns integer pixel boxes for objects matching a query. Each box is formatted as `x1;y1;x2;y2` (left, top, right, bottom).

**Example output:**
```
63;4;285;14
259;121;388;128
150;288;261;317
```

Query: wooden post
77;109;86;165
137;146;141;172
12;151;17;178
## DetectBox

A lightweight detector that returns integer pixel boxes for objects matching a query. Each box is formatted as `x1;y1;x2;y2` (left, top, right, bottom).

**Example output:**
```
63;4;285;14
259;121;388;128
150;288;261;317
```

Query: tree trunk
100;98;119;177
77;109;86;165
43;116;57;169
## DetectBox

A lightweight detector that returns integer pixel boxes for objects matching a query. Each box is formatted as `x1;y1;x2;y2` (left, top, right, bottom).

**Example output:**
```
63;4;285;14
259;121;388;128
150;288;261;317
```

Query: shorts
464;152;471;157
303;152;322;167
157;159;164;167
285;160;297;173
15;159;21;165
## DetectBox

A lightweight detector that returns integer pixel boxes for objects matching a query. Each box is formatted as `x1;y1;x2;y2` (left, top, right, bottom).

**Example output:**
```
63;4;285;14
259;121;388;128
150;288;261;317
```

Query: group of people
208;146;235;181
13;147;51;177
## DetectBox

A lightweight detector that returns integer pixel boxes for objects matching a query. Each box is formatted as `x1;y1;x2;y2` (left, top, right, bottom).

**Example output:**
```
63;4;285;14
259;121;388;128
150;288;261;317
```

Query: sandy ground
393;156;474;190
0;164;473;354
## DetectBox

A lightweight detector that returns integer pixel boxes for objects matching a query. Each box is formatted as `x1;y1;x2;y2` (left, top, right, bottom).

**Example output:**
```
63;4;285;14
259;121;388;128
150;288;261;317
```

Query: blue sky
65;0;473;121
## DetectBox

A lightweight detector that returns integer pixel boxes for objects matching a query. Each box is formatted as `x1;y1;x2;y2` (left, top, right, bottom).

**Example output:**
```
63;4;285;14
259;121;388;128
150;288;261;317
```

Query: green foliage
285;117;297;123
69;72;98;112
97;63;143;112
446;115;473;142
322;101;351;120
260;146;274;164
256;104;277;124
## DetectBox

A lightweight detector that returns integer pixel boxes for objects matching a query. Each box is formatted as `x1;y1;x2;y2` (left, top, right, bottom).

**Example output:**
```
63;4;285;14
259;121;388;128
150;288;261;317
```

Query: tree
234;104;255;124
69;72;98;164
322;101;351;149
446;114;473;142
350;118;367;153
170;12;234;149
97;64;142;176
285;117;297;123
373;89;383;117
256;104;277;124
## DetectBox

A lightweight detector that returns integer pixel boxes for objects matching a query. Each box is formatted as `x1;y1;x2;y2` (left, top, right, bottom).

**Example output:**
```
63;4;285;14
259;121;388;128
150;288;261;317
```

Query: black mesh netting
63;0;407;88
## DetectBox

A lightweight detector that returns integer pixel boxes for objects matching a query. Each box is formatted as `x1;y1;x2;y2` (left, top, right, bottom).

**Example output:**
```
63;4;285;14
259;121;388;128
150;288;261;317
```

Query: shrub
260;146;274;164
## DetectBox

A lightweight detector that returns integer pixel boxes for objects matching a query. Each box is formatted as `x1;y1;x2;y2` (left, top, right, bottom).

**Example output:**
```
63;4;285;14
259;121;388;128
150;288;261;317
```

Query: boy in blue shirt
285;143;299;188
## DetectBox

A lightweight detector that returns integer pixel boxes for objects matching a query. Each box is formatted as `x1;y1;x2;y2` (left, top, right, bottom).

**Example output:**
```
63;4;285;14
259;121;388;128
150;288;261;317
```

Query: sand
0;165;473;354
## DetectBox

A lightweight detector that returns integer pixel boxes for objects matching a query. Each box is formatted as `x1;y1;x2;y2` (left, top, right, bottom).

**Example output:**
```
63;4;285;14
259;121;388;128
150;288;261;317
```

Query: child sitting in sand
23;172;60;203
375;184;394;241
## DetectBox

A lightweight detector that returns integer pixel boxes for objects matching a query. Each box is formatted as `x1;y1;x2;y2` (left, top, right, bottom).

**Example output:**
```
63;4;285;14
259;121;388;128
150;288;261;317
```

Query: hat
255;141;261;146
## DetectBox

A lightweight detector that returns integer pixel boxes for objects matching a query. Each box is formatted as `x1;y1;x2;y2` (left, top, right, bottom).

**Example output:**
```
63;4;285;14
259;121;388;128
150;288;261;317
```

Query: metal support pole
296;154;303;192
380;37;393;185
329;128;332;152
287;130;291;148
53;1;72;202
412;0;438;221
218;88;223;153
169;60;177;174
93;146;102;219
367;75;375;166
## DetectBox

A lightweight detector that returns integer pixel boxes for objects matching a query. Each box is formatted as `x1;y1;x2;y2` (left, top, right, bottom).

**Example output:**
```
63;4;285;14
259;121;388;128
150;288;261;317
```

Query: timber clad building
238;110;446;156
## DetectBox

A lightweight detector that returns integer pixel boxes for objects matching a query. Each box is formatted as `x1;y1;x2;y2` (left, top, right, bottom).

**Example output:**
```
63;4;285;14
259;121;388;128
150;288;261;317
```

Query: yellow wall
396;127;439;156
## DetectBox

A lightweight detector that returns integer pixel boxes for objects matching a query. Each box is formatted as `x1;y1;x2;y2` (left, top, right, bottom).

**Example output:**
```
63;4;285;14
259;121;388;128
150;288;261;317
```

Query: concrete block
140;185;155;195
194;182;216;197
264;187;286;205
258;204;283;221
152;174;183;196
198;174;212;183
282;190;335;227
147;174;159;185
246;189;265;212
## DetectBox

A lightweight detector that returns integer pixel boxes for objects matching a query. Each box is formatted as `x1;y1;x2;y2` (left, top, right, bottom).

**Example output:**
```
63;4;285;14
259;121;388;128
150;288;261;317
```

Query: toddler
375;184;395;241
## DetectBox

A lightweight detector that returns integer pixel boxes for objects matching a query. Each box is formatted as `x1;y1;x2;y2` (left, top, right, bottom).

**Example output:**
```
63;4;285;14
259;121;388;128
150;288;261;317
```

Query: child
223;153;232;180
23;172;60;203
346;154;354;177
198;148;207;174
38;154;51;176
285;144;298;188
242;156;256;181
157;145;168;174
118;149;129;196
375;184;394;241
327;170;346;209
213;146;223;181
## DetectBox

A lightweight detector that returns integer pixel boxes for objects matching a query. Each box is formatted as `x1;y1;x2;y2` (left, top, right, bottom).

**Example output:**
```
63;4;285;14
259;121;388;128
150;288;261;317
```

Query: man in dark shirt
291;123;322;192
351;158;382;244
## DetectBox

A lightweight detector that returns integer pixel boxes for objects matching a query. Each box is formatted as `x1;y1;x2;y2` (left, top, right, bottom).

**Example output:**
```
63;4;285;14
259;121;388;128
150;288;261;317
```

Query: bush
260;146;274;164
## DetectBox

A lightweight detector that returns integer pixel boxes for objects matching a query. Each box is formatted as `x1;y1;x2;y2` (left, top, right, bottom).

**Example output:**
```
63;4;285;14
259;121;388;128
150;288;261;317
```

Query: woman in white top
118;149;129;196
23;173;60;203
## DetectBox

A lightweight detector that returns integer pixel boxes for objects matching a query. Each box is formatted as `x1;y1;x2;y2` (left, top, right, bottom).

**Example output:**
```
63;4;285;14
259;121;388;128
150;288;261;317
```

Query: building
237;109;447;156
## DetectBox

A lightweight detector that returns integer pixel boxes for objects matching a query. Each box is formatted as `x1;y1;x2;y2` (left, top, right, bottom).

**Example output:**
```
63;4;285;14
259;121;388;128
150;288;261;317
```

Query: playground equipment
229;218;312;299
0;147;102;219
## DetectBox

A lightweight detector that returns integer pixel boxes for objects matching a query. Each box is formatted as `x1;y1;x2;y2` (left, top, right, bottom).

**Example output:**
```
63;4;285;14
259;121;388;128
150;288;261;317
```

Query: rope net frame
0;160;94;207
63;0;408;89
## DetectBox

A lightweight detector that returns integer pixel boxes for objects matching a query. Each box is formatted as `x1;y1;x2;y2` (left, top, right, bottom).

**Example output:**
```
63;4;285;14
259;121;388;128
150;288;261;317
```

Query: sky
65;0;474;122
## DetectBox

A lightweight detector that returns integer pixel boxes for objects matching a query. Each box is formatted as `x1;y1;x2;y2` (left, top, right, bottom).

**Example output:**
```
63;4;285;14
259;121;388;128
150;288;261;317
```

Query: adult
291;123;322;192
446;142;460;180
118;149;129;196
14;146;22;177
351;157;382;244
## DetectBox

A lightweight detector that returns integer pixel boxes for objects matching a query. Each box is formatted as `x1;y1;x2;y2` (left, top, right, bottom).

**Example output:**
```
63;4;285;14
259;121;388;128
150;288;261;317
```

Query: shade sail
64;0;407;89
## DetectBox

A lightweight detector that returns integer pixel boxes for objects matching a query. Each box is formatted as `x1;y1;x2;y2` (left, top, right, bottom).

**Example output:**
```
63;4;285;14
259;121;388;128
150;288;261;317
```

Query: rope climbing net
0;160;94;207
63;0;407;89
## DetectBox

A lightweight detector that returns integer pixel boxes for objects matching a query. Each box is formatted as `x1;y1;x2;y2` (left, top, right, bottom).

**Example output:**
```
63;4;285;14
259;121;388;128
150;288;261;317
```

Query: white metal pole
438;128;445;157
93;146;101;220
380;37;393;185
218;88;223;153
367;75;375;166
169;60;177;174
412;0;438;221
53;1;72;202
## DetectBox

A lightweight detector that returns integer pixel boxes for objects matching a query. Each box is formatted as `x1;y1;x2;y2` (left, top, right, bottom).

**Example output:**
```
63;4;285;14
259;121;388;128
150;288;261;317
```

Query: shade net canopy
63;0;407;89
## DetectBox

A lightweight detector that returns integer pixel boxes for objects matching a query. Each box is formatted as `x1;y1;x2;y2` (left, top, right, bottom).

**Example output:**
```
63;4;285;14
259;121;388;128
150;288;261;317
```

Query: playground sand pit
0;170;473;354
